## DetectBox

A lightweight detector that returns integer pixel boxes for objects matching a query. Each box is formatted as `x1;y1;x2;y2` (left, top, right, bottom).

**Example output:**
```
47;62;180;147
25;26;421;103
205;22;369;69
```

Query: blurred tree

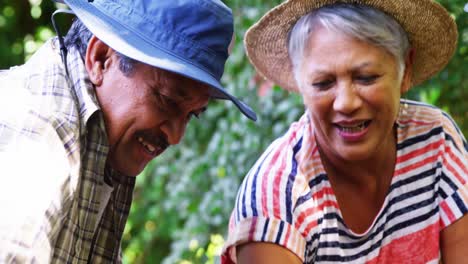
1;1;466;264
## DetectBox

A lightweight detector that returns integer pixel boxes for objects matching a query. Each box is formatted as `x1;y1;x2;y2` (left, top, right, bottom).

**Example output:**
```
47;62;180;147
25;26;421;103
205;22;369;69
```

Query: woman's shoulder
397;99;466;145
398;99;444;126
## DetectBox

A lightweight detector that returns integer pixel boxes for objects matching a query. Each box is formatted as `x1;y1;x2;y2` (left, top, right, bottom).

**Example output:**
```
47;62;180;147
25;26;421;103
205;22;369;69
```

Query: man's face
94;56;210;176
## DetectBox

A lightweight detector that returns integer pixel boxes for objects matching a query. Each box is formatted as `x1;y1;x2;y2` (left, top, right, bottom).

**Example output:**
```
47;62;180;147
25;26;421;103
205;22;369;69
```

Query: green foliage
406;0;468;135
2;1;466;264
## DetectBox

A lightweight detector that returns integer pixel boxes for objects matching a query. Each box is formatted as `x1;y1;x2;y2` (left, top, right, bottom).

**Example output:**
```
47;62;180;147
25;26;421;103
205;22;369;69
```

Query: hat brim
63;0;257;121
245;0;458;92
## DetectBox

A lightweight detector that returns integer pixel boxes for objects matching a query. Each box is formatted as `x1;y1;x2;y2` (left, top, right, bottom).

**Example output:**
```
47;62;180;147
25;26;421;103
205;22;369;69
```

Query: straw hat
245;0;458;92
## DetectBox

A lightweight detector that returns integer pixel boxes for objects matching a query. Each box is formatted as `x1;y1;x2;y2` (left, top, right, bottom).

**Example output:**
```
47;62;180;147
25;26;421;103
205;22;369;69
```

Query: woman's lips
335;120;371;141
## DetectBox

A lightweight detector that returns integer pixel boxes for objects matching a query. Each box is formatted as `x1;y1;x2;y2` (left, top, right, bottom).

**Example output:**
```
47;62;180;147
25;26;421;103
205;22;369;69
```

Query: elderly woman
222;0;467;263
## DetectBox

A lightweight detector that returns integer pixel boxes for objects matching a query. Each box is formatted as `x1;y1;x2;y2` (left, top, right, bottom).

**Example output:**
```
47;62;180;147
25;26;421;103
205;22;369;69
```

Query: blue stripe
242;147;275;218
397;126;443;150
275;221;285;244
388;166;437;194
295;174;328;209
445;131;465;153
401;99;437;108
308;173;328;188
261;218;270;241
441;172;459;193
315;207;438;262
438;187;448;199
453;192;468;214
441;111;467;149
295;191;311;210
286;137;303;223
320;178;437;244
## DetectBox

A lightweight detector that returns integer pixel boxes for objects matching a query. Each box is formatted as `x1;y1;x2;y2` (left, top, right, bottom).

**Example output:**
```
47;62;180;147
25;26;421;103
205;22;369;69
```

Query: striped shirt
222;100;468;263
0;39;135;263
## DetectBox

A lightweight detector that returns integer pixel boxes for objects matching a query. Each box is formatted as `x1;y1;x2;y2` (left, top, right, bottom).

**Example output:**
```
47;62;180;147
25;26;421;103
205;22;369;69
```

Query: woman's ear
85;36;115;86
400;49;415;95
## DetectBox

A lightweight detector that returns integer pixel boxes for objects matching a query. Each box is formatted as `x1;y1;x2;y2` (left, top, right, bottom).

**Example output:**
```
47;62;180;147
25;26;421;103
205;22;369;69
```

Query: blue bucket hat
54;0;257;121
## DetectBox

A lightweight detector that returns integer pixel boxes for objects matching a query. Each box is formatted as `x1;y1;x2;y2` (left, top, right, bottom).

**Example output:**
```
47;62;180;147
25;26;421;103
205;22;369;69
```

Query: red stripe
440;201;456;226
266;131;298;219
396;139;443;164
444;158;466;186
312;187;334;201
295;200;339;232
366;222;439;264
302;219;319;236
395;154;439;176
398;119;434;126
283;224;291;248
221;254;235;264
261;141;286;217
444;145;467;185
248;217;258;241
273;144;289;219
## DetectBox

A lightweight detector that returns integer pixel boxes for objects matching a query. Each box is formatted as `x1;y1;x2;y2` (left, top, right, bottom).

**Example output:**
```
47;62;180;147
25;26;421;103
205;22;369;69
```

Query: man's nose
161;117;187;145
333;80;362;114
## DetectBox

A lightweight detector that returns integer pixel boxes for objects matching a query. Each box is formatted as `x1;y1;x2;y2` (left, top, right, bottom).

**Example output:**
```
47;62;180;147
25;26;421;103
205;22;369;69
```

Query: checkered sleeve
0;86;73;262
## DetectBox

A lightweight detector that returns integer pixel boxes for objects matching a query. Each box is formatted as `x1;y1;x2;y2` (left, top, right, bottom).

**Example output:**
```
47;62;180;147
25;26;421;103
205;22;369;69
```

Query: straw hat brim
245;0;458;92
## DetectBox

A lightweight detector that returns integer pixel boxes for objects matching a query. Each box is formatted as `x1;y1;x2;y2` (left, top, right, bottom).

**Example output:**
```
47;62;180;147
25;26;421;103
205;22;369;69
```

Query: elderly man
0;0;256;262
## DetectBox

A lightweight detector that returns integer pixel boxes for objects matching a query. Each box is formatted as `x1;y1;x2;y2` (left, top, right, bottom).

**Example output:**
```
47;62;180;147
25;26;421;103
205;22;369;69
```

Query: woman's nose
333;81;362;114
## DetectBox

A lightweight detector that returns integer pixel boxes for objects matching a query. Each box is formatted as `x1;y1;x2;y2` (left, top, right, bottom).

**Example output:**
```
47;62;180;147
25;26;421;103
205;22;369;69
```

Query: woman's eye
356;75;379;84
312;80;334;90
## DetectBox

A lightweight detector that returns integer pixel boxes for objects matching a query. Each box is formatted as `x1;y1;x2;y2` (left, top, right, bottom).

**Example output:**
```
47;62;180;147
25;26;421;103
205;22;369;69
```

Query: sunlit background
0;0;466;263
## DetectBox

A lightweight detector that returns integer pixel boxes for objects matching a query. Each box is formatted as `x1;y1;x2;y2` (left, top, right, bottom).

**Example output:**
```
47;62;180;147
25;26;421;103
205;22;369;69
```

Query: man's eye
188;112;199;120
155;91;177;109
188;107;207;120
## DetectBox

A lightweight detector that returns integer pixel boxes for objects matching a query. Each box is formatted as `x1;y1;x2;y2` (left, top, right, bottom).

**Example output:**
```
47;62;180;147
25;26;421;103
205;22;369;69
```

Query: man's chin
111;162;146;177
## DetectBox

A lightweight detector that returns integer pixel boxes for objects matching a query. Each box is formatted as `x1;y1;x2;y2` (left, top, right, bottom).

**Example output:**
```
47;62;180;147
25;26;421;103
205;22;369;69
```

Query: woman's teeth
338;121;370;133
138;136;156;154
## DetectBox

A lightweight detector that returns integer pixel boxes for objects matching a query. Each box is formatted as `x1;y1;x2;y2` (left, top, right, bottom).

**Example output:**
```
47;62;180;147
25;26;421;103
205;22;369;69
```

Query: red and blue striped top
222;100;468;263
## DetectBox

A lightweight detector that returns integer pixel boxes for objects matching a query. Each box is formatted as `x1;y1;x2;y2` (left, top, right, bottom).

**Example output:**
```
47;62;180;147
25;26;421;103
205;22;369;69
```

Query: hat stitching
88;1;225;80
100;1;222;59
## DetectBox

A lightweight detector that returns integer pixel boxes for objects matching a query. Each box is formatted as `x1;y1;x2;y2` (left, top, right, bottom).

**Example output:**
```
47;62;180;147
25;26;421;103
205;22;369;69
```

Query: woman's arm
441;215;468;263
237;242;303;264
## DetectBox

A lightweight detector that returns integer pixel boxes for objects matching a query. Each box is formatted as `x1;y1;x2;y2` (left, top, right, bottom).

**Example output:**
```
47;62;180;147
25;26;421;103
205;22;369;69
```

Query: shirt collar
54;38;107;135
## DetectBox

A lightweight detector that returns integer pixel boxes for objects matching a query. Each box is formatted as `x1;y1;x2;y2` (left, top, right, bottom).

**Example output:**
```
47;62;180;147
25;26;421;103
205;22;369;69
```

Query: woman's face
298;26;411;163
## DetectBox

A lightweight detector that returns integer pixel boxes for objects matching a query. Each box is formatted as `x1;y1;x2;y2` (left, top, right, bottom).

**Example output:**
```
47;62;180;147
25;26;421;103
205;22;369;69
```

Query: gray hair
64;18;137;76
288;3;410;88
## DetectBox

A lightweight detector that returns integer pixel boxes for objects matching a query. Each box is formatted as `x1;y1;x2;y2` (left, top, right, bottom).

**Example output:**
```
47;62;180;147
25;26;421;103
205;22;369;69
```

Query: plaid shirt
0;38;135;263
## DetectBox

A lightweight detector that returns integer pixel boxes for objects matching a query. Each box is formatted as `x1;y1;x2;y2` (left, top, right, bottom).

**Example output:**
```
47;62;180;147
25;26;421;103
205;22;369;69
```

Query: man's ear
85;36;115;86
400;48;415;95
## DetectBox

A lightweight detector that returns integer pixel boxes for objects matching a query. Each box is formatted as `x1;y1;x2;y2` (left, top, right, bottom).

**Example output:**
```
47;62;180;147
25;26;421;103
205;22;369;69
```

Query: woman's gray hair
288;3;410;88
64;18;137;76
